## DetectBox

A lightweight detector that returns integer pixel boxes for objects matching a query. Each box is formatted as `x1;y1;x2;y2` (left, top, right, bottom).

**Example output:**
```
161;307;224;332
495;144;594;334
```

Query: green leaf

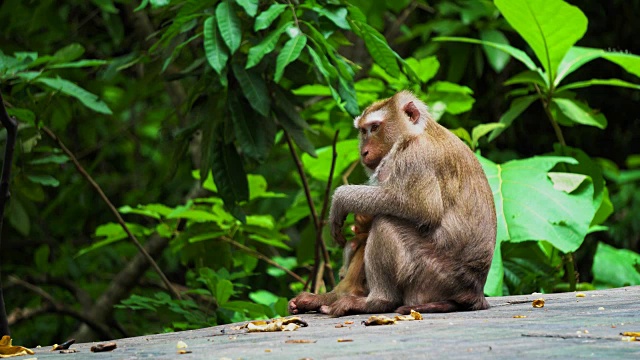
6;108;35;125
211;139;249;205
27;175;60;187
51;43;85;63
552;98;607;129
554;47;605;86
248;174;286;200
315;7;350;30
246;21;292;69
216;0;242;55
204;15;229;75
358;22;400;77
254;4;288;31
249;290;279;306
547;172;588;193
338;75;359;116
426;81;475;115
434;36;538;71
504;70;547;88
449;128;472;147
292;84;332;96
229;95;275;162
301;139;359;181
274;33;307;83
29;154;69;165
480;155;597;295
603;52;640;79
405;56;439;84
488;95;537;141
34;245;50;272
232;63;271;117
480;29;510;73
235;0;258;17
49;59;108;69
557;78;640;93
119;205;162;220
8;198;30;236
248;234;291;250
36;77;113;115
216;279;234;305
592;242;640;288
494;0;587;81
471;123;504;147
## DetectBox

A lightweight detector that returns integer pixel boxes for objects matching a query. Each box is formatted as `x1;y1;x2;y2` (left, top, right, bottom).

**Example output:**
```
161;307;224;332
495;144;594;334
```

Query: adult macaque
290;91;496;316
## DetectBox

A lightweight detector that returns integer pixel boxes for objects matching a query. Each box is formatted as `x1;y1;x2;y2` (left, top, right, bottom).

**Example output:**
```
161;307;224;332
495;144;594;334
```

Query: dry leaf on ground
621;332;640;337
0;336;35;358
363;315;396;326
513;315;527;318
337;339;353;342
246;316;309;333
51;339;75;351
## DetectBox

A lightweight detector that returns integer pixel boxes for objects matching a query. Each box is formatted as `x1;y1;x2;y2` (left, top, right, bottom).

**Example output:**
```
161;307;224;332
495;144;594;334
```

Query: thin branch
534;84;566;146
0;90;17;337
286;0;299;28
342;160;359;186
316;130;340;289
8;276;115;339
284;131;319;228
218;236;305;284
41;126;181;300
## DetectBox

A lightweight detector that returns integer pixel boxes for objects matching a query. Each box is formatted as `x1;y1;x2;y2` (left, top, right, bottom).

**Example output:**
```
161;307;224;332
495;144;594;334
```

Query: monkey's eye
370;124;380;133
360;128;367;136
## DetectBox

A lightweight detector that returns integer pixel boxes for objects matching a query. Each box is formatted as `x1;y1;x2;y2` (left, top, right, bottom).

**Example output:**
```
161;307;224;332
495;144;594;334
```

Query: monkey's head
353;91;430;171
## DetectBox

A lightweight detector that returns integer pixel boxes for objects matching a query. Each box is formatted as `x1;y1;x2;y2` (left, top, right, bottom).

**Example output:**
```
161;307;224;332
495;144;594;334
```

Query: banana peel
0;336;34;358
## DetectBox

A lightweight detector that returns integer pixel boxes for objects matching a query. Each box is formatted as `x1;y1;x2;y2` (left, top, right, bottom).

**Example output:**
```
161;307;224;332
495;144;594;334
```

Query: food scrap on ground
90;342;117;352
620;332;640;341
395;310;423;321
176;341;188;349
285;339;317;344
337;339;353;342
576;293;586;297
363;315;396;326
242;316;309;332
513;315;527;318
532;298;545;308
59;349;79;354
0;336;35;358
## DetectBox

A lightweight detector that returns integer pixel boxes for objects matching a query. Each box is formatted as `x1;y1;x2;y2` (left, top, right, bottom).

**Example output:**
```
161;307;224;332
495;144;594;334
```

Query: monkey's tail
396;299;489;315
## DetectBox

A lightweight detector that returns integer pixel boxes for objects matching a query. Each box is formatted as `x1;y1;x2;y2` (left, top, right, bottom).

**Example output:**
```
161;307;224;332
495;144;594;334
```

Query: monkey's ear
403;101;421;124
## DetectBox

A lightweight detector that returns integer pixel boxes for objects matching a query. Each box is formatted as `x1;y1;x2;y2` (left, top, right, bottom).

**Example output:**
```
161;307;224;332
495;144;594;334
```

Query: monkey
290;91;496;316
289;214;370;315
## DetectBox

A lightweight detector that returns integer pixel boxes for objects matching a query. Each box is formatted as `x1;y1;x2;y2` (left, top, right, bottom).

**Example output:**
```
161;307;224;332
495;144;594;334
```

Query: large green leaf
246;21;292;69
479;155;597;295
235;0;258;17
554;47;605;86
357;22;400;77
229;96;275;163
254;4;288;31
552;98;607;129
232;63;271;117
434;36;538;72
604;52;640;79
274;33;307;83
557;78;640;93
215;0;242;55
405;56;439;84
210;139;249;205
480;29;510;73
301;139;360;181
489;95;537;141
204;15;229;75
495;0;587;82
426;81;475;115
592;242;640;288
36;77;112;114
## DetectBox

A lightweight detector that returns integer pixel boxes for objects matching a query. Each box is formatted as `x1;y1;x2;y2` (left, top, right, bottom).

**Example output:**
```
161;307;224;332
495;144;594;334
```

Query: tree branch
8;276;116;339
0;90;18;337
41;126;181;300
218;236;305;284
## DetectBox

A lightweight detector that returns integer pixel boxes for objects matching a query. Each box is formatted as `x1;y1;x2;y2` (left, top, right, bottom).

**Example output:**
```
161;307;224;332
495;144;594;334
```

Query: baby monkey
289;91;496;316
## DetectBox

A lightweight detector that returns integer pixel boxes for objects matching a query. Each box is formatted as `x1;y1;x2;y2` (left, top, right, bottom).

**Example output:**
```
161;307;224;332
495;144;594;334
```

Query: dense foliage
1;0;639;346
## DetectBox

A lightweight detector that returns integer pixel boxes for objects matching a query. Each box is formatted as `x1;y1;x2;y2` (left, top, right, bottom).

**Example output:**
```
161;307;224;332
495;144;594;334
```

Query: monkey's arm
329;181;444;245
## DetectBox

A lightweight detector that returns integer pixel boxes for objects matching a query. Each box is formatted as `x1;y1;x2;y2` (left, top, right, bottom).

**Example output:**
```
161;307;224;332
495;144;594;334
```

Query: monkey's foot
288;292;327;315
327;295;367;317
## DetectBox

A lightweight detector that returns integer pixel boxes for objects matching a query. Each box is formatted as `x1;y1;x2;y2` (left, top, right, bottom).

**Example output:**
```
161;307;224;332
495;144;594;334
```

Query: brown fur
290;91;496;316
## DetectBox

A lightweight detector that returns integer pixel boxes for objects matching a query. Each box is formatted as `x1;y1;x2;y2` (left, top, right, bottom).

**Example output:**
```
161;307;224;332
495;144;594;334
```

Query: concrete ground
30;286;640;359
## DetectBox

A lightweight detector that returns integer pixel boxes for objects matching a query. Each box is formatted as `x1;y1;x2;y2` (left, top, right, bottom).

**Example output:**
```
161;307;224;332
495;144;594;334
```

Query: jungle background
1;0;639;346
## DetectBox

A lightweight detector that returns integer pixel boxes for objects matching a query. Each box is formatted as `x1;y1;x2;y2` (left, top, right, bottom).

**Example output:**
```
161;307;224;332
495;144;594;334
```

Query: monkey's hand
331;218;347;247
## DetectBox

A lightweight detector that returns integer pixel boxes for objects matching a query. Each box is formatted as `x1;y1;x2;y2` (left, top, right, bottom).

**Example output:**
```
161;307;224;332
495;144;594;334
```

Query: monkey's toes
395;305;412;315
288;300;299;315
